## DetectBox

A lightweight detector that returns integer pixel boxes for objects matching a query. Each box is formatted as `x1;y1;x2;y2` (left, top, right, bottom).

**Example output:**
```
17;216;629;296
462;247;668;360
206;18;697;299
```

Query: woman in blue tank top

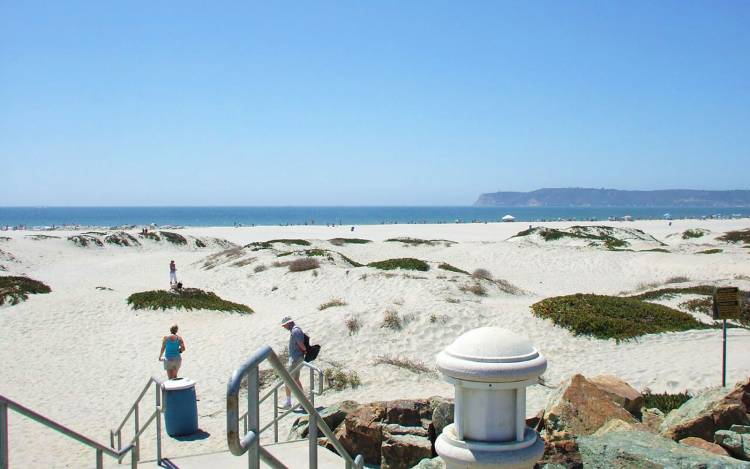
159;324;186;379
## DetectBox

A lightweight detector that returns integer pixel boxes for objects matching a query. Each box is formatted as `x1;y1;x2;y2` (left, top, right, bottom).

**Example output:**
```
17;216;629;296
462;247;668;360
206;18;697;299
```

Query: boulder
732;425;750;434
680;437;731;457
641;407;665;433
381;434;433;469
431;400;454;437
534;438;582;469
289;400;360;439
589;374;644;416
544;374;639;436
715;429;750;460
660;379;750;441
410;457;445;469
387;399;432;426
578;430;749;468
334;402;387;464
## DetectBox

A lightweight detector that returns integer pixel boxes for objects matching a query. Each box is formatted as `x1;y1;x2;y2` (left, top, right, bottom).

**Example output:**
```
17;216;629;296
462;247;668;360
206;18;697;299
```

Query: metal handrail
110;376;164;465
227;345;364;469
0;394;137;469
237;361;324;443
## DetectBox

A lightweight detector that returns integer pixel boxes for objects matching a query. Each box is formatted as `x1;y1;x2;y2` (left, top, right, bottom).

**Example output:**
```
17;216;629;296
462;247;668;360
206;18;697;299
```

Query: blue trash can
162;378;199;437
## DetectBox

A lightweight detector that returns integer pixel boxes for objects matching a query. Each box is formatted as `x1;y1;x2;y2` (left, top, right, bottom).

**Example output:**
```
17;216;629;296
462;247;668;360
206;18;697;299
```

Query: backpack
303;334;321;362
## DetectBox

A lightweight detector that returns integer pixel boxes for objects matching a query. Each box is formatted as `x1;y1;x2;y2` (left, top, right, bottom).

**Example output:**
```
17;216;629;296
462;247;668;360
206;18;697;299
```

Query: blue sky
1;1;748;206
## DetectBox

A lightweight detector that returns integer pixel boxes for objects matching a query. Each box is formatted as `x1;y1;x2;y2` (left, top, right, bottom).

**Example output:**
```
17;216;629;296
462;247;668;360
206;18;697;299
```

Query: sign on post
713;287;741;320
713;286;743;387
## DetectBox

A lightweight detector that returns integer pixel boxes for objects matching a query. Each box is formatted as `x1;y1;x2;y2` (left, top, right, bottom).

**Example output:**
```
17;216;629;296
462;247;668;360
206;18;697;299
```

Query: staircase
0;345;362;469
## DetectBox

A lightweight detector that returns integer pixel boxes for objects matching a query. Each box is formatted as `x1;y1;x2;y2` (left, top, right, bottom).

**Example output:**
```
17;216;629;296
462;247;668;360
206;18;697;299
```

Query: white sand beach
1;219;750;467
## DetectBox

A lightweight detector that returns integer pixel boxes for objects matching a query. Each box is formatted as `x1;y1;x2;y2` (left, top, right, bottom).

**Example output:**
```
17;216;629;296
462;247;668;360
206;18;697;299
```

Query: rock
334;402;387;464
387;399;432;426
641;407;665;433
431;400;454;437
715;429;750;460
410;457;445;469
526;409;544;431
578;430;749;468
592;418;640;436
660;379;750;441
589;374;644;416
384;424;429;437
732;425;750;434
381;434;433;469
680;437;731;457
544;374;639;436
534;438;583;469
289;400;360;439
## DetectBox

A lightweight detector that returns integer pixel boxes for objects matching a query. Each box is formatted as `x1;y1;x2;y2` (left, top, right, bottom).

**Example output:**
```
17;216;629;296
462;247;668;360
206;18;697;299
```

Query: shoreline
3;214;750;233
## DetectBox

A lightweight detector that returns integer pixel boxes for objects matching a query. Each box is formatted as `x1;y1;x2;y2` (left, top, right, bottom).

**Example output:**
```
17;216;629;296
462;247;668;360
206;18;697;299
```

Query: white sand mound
0;219;749;467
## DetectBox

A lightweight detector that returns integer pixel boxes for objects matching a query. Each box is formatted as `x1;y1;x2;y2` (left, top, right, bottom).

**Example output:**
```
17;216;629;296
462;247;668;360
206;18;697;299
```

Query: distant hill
474;188;750;207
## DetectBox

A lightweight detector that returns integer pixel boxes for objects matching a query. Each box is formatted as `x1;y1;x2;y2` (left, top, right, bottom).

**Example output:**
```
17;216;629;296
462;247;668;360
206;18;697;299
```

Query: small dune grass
531;293;710;341
159;231;187;245
0;276;51;306
438;263;469;275
368;258;429;271
127;288;253;313
643;390;692;414
323;361;361;390
718;229;750;244
682;229;705;240
374;355;435;375
696;248;722;255
319;298;347;310
329;238;371;245
630;285;715;301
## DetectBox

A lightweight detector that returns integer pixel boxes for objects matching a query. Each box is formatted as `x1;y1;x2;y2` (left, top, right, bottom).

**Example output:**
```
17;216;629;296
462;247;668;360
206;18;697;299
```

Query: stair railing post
130;443;137;469
133;405;140;461
96;448;103;469
1;402;8;469
308;368;318;469
273;389;279;443
247;367;260;469
155;381;162;464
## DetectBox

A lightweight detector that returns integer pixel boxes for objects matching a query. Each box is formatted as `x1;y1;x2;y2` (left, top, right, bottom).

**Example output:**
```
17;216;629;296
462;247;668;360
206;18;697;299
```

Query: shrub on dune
531;293;710;341
288;258;320;272
0;276;51;306
127;288;253;313
367;258;429;271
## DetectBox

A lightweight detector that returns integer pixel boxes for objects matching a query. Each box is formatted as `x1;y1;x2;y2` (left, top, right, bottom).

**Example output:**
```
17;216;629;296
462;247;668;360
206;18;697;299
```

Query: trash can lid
436;327;547;383
162;378;196;391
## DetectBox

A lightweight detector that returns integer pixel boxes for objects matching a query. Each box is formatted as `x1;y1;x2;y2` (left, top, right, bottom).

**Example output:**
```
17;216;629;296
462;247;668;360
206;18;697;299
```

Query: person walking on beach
280;316;306;409
159;324;185;379
169;260;177;285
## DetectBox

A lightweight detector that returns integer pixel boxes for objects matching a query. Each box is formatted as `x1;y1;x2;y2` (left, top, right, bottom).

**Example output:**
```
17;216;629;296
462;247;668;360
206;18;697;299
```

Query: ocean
0;206;748;229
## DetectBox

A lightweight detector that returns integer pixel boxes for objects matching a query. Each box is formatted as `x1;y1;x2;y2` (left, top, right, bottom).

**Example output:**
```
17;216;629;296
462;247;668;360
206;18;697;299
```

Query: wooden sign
713;287;741;320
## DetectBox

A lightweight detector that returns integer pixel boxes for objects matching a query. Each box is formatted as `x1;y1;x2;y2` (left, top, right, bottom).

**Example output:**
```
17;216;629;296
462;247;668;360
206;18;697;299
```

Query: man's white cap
281;316;294;326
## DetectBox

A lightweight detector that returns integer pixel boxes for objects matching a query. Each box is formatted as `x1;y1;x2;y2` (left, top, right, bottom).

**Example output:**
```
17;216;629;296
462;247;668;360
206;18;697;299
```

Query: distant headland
474;188;750;207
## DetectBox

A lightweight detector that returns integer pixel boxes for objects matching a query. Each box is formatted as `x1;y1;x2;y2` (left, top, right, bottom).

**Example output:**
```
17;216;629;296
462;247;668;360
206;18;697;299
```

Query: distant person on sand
159;324;185;379
169;260;177;285
280;316;306;409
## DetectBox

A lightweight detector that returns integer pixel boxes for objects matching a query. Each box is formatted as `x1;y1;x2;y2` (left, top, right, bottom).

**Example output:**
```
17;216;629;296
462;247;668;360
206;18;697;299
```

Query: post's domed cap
436;327;547;383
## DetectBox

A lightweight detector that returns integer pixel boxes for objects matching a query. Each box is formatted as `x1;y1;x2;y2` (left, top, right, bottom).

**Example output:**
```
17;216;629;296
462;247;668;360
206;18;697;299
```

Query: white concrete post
435;327;547;469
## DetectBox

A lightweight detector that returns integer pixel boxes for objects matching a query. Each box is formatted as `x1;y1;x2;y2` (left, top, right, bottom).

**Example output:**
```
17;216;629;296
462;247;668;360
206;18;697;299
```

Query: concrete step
136;440;346;468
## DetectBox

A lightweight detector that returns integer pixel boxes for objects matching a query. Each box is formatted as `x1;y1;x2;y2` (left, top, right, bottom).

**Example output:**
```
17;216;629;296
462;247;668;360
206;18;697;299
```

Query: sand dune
1;219;749;467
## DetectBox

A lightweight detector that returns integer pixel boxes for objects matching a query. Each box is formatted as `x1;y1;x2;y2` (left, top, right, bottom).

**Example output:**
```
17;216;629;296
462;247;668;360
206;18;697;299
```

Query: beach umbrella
501;214;515;222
